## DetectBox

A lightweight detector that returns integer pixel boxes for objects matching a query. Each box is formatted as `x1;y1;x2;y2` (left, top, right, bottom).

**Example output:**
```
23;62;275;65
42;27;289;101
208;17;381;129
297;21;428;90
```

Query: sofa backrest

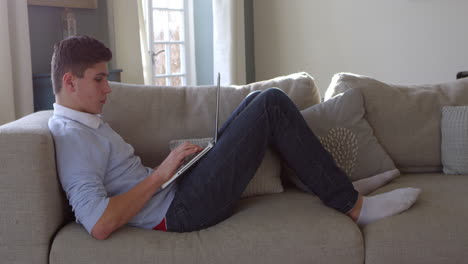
325;73;468;173
102;72;320;167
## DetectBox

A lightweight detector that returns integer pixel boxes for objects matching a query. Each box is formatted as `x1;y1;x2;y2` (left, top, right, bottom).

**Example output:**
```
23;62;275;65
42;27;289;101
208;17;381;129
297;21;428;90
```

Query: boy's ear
62;72;76;92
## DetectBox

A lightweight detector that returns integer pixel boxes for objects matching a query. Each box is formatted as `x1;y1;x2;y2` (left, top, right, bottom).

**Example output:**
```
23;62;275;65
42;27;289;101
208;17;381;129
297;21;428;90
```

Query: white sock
352;169;400;195
357;187;421;226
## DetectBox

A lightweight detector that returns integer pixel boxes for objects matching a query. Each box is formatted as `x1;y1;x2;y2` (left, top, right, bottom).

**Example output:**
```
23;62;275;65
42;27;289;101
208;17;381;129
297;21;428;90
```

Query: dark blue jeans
165;88;358;232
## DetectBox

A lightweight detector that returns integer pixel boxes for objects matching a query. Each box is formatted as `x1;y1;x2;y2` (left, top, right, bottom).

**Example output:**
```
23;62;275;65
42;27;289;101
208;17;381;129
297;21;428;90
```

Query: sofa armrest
0;111;70;264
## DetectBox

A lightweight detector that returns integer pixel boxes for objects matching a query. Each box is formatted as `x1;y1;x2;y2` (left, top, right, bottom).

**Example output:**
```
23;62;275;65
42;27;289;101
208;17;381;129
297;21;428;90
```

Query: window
146;0;196;86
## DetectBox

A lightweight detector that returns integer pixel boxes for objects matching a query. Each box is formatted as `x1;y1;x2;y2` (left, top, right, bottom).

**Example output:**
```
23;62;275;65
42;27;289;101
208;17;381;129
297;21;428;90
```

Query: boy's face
69;62;111;114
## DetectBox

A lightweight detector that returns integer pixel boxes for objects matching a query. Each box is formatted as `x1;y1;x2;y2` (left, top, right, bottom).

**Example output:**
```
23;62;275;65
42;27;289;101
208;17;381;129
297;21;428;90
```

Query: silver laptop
161;73;221;189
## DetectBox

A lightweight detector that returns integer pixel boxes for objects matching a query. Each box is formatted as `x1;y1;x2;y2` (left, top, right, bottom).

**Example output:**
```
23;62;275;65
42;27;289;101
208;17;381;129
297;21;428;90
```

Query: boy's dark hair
51;35;112;94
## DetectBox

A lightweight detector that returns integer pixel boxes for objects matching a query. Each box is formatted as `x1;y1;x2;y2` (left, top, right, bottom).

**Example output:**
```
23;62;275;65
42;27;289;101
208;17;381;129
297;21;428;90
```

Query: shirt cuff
80;197;110;235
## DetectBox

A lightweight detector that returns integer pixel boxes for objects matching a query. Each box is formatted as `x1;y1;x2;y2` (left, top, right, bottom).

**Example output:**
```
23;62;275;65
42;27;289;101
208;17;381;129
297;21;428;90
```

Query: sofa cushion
50;189;364;264
169;138;282;198
324;73;468;173
441;106;468;174
298;89;395;182
102;72;319;197
362;173;468;264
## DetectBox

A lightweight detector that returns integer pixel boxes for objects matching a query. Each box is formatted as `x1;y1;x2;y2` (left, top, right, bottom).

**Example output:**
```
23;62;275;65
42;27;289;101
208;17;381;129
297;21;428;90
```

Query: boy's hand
154;142;203;183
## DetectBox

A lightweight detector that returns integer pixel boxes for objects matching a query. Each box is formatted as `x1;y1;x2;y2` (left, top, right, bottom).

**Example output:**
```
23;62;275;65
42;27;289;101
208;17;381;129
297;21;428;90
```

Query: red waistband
153;217;167;231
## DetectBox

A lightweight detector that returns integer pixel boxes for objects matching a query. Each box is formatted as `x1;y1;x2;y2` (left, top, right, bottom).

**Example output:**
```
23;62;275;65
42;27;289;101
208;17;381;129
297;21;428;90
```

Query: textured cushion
103;72;320;196
50;189;364;264
324;72;468;173
169;138;282;197
441;106;468;174
289;89;395;183
362;173;468;264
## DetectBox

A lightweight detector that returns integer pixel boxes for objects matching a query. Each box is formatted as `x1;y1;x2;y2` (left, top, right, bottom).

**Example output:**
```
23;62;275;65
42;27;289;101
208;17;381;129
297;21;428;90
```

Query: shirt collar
53;103;103;129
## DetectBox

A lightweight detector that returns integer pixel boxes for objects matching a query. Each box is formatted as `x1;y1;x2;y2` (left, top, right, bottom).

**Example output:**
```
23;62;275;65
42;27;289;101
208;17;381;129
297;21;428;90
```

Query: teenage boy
49;35;421;240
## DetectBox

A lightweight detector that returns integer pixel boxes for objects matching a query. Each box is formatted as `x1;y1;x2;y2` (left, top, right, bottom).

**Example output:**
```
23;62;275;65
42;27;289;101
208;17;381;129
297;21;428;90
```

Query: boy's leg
165;88;358;232
217;91;262;137
291;168;401;196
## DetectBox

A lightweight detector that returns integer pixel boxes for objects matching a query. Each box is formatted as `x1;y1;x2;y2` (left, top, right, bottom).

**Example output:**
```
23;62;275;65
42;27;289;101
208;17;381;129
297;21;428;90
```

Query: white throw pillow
441;106;468;174
169;138;283;198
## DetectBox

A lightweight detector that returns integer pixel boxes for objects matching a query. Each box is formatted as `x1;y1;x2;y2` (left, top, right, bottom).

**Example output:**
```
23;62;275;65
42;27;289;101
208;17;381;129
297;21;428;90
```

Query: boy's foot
348;188;422;226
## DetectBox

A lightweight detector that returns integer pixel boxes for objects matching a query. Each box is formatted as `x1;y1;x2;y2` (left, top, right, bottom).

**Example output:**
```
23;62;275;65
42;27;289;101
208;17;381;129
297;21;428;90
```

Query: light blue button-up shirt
48;103;176;234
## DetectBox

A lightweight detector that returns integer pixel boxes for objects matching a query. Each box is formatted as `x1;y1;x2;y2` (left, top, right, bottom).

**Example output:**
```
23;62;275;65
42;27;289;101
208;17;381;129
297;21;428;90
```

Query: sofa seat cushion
363;173;468;264
50;189;364;264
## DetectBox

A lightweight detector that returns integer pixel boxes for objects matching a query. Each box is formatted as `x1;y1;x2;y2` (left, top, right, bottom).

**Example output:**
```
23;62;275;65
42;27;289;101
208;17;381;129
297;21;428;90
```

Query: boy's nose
104;80;112;94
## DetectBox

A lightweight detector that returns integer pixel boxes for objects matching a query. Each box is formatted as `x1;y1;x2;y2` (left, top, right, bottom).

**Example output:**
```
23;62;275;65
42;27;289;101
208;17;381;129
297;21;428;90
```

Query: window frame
146;0;197;86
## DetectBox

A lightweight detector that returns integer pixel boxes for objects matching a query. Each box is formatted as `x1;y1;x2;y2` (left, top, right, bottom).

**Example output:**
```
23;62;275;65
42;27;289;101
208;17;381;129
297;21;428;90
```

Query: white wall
254;0;468;95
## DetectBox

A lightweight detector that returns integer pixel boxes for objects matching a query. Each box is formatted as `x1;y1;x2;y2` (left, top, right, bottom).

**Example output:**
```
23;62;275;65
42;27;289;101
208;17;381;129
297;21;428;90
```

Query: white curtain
137;0;153;85
106;0;145;84
212;0;246;85
0;0;34;125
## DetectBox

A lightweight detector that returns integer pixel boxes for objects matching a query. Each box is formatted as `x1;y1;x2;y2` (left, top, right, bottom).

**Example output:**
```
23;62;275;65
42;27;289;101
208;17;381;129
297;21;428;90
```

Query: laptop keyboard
169;137;212;165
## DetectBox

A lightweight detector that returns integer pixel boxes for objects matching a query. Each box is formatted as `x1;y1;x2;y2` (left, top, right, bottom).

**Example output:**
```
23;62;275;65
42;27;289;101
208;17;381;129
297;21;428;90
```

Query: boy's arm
91;142;202;240
91;171;164;240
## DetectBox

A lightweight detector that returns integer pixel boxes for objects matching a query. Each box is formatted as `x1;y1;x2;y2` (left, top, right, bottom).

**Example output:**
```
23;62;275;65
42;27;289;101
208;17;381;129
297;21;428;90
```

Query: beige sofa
1;72;468;264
